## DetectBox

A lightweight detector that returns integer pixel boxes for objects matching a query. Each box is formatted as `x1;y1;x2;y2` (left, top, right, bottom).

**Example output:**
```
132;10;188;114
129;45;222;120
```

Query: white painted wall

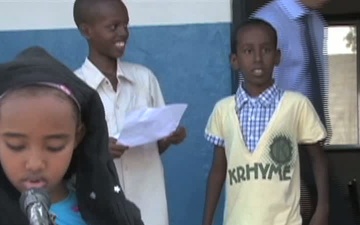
0;0;231;31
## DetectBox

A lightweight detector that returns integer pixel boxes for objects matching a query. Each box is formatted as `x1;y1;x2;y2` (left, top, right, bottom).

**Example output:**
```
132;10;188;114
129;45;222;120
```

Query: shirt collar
81;58;134;90
277;0;312;20
235;83;280;109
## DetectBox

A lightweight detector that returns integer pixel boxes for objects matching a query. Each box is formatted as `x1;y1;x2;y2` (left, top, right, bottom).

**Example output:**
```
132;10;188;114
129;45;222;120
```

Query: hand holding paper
163;126;186;145
109;137;128;158
117;104;188;147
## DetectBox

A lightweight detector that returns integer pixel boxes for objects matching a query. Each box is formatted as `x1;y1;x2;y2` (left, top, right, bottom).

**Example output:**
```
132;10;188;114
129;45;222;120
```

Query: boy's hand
164;126;186;145
157;126;186;154
309;207;328;225
109;137;129;158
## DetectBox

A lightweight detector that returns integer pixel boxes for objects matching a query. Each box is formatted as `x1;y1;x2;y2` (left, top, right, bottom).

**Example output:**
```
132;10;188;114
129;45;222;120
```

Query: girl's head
0;47;139;225
0;84;84;203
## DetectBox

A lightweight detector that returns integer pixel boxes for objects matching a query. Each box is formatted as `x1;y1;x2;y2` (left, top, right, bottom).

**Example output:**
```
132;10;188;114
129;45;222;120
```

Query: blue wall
0;22;231;225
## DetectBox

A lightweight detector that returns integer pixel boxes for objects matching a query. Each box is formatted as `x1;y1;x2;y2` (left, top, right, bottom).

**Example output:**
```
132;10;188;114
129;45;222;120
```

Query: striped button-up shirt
205;84;284;152
235;84;284;151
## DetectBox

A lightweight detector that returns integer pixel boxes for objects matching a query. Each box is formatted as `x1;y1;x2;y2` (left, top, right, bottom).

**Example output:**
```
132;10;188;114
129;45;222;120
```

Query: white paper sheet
117;103;188;147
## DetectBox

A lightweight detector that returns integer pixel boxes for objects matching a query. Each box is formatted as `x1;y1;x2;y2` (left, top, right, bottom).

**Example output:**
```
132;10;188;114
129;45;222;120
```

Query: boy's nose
254;50;263;62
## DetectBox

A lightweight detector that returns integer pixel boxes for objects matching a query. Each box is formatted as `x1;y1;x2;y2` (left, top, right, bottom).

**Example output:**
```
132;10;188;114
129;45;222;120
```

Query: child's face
0;92;82;202
231;25;280;91
83;1;129;60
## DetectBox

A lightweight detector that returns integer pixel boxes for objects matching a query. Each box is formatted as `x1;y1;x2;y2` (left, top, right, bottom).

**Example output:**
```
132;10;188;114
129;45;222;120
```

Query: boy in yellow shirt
202;19;329;225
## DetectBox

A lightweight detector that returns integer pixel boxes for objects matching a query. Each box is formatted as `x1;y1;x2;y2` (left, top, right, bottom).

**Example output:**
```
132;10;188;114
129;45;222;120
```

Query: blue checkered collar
235;83;281;109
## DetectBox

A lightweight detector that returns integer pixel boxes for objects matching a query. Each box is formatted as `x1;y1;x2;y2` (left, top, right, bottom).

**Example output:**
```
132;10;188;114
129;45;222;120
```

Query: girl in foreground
0;47;143;225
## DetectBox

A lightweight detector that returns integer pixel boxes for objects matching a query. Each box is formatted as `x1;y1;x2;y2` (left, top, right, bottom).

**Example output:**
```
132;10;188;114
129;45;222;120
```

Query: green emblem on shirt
269;135;293;166
227;134;295;185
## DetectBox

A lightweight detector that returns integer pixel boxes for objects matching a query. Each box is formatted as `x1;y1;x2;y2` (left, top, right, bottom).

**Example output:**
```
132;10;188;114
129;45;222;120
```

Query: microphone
19;188;54;225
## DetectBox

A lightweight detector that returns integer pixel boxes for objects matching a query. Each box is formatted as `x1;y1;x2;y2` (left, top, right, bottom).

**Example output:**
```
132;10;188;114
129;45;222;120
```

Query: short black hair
231;18;278;54
73;0;122;28
73;0;95;28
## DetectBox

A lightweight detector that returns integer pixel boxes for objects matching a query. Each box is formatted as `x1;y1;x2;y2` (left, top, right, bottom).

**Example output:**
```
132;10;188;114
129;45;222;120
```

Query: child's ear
75;123;86;148
79;24;91;39
230;54;240;70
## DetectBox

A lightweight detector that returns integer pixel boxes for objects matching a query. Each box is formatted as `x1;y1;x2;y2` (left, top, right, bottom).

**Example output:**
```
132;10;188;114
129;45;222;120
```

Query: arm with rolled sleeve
202;103;227;225
298;97;329;225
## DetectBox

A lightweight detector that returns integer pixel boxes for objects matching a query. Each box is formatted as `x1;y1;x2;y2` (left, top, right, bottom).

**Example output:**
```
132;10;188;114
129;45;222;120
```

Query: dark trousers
299;147;356;225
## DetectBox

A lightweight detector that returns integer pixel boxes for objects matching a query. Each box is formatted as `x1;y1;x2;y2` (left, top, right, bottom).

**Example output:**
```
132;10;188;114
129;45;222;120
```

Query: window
327;24;359;145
